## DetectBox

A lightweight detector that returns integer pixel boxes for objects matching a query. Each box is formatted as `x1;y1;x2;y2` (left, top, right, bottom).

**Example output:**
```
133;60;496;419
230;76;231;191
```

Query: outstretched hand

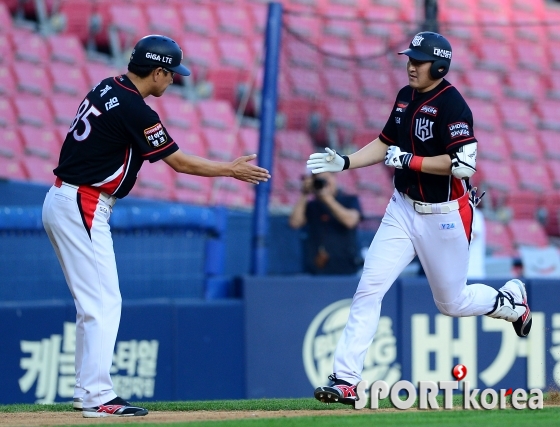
230;154;271;184
306;147;345;174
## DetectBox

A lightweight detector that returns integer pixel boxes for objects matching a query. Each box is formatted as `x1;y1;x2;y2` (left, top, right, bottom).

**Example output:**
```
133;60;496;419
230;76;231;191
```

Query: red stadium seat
216;38;254;70
196;99;236;130
354;163;393;195
538;130;560;160
351;37;392;70
277;96;314;130
548;159;560;190
167;126;206;158
179;4;219;37
0;98;17;128
205;66;243;104
438;2;480;41
46;34;86;65
50;63;89;96
462;69;503;101
215;5;252;38
83;62;121;88
475;129;510;162
134;160;175;201
485;219;516;256
174;173;211;205
159;97;199;130
323;98;362;130
57;0;93;44
14;97;54;128
11;30;49;64
238;127;259;157
477;159;518;206
503;130;543;162
210;178;254;208
477;9;514;42
512;41;547;73
541;190;560;236
513;160;553;194
107;5;149;50
285;67;324;100
51;96;81;127
322;69;360;100
181;36;221;79
548;42;560;71
446;38;477;72
146;4;182;39
0;156;26;181
535;99;560;131
202;128;237;161
321;4;361;40
13;61;52;96
283;38;322;70
0;3;13;34
0;65;16;98
247;2;268;35
283;12;322;42
355;69;395;101
359;101;393;135
495;98;535;132
275;129;313;160
21;155;57;185
20;125;60;159
0;34;13;66
320;37;353;70
504;69;545;102
508;219;549;248
361;5;404;39
0;128;23;159
507;189;541;220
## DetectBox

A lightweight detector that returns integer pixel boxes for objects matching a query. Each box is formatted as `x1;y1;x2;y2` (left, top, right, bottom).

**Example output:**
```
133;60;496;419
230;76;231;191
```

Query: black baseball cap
129;35;191;76
398;31;452;63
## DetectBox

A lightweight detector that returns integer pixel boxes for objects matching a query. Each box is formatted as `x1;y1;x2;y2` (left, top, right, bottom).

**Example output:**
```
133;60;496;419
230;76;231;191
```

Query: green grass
1;396;558;427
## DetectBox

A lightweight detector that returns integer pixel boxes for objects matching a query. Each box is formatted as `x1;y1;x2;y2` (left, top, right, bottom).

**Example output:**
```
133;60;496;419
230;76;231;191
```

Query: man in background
289;172;362;275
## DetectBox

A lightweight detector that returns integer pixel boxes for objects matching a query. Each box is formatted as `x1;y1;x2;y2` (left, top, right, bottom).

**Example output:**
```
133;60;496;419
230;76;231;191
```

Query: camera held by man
289;172;363;275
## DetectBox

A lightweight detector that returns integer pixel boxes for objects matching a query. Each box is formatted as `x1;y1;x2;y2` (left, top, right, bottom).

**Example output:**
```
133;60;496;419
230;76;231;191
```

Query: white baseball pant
334;189;498;384
42;179;119;408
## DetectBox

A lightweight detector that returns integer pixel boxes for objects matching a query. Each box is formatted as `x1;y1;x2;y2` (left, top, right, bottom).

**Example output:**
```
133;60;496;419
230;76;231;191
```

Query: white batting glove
384;145;413;169
306;147;346;174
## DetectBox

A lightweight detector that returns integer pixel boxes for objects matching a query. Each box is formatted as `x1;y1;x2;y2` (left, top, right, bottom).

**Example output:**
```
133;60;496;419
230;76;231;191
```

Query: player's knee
434;300;459;317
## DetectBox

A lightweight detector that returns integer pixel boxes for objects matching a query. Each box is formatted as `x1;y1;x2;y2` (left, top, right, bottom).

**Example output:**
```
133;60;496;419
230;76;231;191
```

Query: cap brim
169;63;191;76
398;48;434;62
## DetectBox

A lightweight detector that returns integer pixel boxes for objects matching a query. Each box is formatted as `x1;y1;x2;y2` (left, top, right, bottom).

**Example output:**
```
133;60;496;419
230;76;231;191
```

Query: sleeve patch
143;123;168;147
448;122;470;139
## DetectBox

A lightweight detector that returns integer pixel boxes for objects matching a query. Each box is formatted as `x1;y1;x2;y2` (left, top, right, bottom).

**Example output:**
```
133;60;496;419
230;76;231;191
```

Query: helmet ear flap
430;59;449;79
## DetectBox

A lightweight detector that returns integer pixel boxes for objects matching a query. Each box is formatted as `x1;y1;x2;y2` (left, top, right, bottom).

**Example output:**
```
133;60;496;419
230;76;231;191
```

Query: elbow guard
451;142;477;179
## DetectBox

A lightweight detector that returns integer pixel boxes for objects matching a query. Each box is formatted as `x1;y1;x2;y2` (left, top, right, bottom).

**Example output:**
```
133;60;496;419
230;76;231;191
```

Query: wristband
409;156;424;172
342;155;350;170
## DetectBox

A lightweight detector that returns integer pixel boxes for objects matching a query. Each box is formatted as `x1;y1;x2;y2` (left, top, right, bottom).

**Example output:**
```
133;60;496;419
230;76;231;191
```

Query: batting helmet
129;35;191;76
398;32;452;79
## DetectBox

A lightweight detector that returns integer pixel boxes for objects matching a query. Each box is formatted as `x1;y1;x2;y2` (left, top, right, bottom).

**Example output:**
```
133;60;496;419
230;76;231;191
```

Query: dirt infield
0;409;368;426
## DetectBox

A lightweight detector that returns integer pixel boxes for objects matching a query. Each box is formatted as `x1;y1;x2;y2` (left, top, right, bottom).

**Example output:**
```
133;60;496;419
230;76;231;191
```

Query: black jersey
54;75;179;198
379;79;477;203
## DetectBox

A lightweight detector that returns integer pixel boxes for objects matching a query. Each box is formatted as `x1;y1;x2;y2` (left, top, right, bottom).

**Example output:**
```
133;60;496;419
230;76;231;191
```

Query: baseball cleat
73;397;83;411
487;279;532;337
82;396;148;418
505;279;532;337
314;374;357;406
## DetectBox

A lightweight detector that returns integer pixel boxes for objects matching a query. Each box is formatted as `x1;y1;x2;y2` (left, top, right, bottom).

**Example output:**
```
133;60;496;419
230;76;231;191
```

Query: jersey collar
113;74;142;97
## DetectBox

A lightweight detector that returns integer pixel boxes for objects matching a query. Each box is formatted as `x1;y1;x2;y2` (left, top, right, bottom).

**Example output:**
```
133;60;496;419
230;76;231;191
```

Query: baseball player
42;35;270;417
307;32;532;405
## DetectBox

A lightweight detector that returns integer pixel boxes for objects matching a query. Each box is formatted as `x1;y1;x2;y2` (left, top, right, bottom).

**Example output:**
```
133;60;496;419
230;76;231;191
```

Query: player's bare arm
163;150;270;184
347;138;389;169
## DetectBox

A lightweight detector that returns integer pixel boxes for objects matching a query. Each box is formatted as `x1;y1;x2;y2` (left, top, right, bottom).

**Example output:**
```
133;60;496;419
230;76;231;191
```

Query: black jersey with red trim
54;74;179;198
379;79;477;203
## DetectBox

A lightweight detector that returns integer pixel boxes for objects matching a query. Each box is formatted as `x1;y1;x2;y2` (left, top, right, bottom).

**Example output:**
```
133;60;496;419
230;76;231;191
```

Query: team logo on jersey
100;85;112;97
420;105;438;116
395;101;408;113
415;118;434;142
411;35;424;46
448;122;470;139
395;117;401;124
144;123;168;147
